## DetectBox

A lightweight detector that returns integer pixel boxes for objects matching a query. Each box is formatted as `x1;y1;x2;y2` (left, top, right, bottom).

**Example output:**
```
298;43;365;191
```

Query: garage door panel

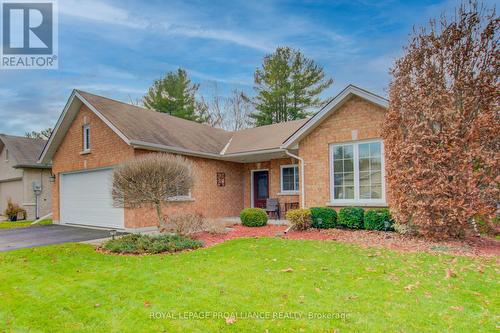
0;180;23;214
60;169;124;229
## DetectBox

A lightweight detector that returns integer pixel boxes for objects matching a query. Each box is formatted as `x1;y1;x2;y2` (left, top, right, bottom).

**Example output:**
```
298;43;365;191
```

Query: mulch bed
193;224;500;257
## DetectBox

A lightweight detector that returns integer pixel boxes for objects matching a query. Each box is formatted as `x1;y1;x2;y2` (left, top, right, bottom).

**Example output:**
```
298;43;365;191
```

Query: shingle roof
0;134;50;168
223;119;307;154
77;90;308;155
77;91;233;155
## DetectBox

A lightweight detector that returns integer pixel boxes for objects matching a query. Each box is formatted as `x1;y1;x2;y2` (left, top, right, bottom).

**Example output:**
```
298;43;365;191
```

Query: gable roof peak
282;84;388;148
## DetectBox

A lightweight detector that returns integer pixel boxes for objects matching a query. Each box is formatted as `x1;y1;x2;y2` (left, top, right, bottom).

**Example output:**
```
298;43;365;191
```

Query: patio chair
265;198;280;219
282;202;300;219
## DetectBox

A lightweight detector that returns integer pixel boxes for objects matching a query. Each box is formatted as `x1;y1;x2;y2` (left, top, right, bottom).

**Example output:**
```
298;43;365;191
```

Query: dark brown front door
253;171;269;208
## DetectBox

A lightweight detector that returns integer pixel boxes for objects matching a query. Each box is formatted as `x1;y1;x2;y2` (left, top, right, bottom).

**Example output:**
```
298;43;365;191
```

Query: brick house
39;85;388;231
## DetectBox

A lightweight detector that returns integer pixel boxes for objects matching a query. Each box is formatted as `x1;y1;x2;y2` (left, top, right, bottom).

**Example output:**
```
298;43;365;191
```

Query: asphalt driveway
0;225;124;252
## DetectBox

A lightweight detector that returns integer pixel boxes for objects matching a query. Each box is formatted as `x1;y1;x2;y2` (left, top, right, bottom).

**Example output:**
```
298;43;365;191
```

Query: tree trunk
155;202;165;231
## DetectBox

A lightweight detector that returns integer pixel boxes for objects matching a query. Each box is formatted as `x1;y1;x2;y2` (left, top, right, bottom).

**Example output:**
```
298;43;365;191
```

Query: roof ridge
76;89;230;134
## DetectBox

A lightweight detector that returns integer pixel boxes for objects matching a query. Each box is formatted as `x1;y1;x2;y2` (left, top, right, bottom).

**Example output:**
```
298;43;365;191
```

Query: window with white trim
167;186;192;201
330;140;385;204
83;124;90;151
280;165;299;193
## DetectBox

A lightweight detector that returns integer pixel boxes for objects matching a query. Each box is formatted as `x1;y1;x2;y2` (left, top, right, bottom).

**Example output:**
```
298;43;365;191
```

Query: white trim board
282;85;388;149
328;139;386;206
279;164;300;194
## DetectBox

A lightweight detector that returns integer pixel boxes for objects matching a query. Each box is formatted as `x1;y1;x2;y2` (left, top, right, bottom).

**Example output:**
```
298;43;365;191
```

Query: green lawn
0;238;497;332
0;219;52;229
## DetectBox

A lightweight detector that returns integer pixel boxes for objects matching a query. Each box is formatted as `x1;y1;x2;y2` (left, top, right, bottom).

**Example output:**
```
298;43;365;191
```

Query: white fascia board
282;85;388;149
38;90;79;164
130;140;224;159
75;91;131;145
39;91;131;164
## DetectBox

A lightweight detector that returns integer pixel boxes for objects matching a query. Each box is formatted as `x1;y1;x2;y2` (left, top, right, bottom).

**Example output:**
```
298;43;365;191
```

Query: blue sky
0;0;493;135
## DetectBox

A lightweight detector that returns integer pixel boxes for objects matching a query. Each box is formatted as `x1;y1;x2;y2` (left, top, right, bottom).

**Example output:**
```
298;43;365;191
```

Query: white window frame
280;164;299;194
329;139;386;206
167;189;193;202
83;124;91;152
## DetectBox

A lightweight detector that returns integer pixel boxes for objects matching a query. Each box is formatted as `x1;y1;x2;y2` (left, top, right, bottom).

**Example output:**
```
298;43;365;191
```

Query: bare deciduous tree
383;1;499;239
112;154;195;229
225;90;253;131
25;128;53;140
199;82;254;130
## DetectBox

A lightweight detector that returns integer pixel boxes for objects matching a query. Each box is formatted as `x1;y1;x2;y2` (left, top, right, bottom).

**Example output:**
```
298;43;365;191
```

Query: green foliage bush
310;207;337;229
364;209;394;231
103;234;203;254
338;207;364;229
240;208;268;227
286;208;312;231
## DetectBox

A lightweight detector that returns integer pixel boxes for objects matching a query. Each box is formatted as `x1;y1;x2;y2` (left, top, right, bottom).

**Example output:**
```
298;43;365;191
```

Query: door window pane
257;177;268;199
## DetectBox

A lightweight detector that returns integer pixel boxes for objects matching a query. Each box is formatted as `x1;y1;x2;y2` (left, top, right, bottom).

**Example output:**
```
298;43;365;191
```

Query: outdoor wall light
109;229;117;240
49;174;56;183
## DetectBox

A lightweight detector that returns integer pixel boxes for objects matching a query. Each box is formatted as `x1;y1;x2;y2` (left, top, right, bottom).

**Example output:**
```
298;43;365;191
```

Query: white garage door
60;169;124;229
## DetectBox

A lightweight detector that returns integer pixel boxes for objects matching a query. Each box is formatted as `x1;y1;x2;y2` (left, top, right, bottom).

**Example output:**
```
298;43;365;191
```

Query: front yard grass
0;238;497;332
0;219;52;229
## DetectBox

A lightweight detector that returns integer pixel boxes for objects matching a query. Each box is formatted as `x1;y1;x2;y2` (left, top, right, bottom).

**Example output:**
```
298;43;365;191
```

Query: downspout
285;150;305;208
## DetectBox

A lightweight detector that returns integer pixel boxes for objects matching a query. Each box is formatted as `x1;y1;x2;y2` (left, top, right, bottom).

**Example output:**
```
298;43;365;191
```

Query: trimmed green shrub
364;208;394;231
240;208;268;227
338;207;364;229
286;208;312;231
310;207;337;229
103;234;203;254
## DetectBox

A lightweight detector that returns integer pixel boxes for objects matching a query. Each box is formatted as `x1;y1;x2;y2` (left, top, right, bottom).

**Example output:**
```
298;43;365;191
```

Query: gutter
284;150;305;208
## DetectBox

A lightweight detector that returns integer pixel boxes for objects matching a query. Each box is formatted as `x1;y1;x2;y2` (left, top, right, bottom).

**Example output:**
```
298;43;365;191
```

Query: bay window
330;140;385;205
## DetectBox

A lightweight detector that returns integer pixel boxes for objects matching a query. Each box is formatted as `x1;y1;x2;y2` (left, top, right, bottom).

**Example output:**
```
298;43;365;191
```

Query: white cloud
187;68;253;87
0;88;18;99
60;0;145;28
59;0;272;51
75;83;146;95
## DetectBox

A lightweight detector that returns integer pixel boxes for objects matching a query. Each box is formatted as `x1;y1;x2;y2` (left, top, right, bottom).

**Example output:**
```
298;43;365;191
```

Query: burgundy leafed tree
383;1;499;238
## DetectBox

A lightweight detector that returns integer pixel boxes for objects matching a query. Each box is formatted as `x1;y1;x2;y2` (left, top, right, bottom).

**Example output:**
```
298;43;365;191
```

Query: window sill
326;202;388;207
80;150;91;155
167;197;195;202
277;191;300;196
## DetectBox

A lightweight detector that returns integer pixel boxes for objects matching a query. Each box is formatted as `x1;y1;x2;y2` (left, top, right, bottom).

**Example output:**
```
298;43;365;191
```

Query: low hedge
364;208;394;231
103;234;203;254
286;208;312;231
240;208;268;227
310;207;337;229
338;207;364;229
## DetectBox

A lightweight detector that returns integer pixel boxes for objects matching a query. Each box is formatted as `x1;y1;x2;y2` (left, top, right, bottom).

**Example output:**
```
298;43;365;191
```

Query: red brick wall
51;105;134;222
298;96;387;208
242;158;300;210
129;150;244;228
51;105;244;228
52;95;386;228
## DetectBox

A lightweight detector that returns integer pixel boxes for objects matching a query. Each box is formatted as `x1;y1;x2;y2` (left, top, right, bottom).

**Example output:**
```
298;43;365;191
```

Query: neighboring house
0;134;52;220
39;85;388;231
